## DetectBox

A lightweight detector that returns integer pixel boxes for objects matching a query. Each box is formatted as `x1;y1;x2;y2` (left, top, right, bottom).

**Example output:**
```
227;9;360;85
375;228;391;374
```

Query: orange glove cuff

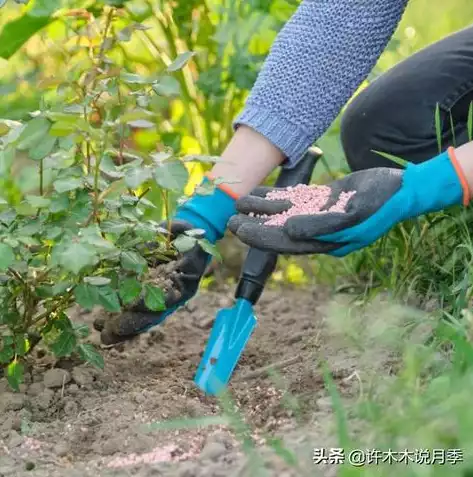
205;172;240;200
448;146;471;206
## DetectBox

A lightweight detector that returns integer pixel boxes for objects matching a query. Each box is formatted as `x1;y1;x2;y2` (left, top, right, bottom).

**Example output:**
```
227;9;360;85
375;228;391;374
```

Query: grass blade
321;362;351;448
468;102;473;142
371;150;408;168
449;111;456;147
435;103;442;153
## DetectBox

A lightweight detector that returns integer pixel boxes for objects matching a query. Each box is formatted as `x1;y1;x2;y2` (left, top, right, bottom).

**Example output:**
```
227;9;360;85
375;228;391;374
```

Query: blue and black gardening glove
229;148;470;256
94;176;238;345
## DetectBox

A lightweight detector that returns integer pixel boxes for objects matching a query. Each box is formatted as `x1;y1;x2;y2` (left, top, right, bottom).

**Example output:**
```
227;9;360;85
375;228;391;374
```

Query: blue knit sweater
234;0;409;168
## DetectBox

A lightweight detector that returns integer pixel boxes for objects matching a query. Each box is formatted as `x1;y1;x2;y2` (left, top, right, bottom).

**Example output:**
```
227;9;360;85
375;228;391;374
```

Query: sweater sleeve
234;0;409;168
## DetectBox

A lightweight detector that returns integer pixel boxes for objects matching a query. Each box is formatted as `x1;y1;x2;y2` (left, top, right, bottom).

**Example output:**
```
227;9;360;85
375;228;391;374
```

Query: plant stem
33;292;74;326
98;7;115;67
39;159;44;195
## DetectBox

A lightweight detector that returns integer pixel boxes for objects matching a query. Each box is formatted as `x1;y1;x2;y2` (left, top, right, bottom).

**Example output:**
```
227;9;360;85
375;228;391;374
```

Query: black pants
341;25;473;171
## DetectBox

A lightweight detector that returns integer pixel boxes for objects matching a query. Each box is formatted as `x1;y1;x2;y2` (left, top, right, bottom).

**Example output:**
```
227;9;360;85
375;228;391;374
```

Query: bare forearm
209;126;284;196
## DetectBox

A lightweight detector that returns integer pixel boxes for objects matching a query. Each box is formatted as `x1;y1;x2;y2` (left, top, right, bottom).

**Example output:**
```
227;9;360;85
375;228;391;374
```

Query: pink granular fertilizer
258;184;356;226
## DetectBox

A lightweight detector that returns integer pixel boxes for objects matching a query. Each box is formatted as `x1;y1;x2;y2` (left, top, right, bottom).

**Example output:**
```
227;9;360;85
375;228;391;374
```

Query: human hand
229;150;466;256
93;220;210;345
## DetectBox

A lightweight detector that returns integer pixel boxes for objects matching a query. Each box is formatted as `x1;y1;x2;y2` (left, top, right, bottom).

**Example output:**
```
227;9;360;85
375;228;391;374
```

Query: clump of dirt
144;260;182;302
0;287;368;477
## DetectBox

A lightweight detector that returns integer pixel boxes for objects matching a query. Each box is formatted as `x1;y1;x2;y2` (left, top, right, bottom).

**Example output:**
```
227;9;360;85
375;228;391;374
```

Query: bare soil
0;286;373;477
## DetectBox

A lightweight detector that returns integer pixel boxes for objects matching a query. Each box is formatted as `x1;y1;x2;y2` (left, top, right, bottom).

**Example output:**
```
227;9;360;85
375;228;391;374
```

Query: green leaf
0;148;14;175
84;276;111;286
29;0;60;17
53;177;83;193
120;72;152;84
17;236;40;247
49;122;76;137
17;117;51;151
119;277;142;305
0;243;15;271
124;167;152;189
152;76;180;97
6;360;24;391
197;239;222;261
120;251;147;274
25;195;51;208
144;284;166;311
167;51;195;72
0;0;7;8
99;154;125;178
49;194;69;212
29;134;56;160
14;335;29;356
172;234;196;253
74;323;89;338
153;160;188;191
97;286;121;312
101;220;129;235
45;225;63;240
80;228;116;252
75;283;99;311
60;242;97;274
77;343;104;369
0;14;52;60
51;329;77;357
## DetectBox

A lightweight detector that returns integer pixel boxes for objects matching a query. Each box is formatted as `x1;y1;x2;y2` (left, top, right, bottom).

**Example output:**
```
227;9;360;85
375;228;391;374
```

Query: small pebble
68;384;80;395
200;441;227;462
8;431;23;448
54;442;70;457
43;369;71;388
1;393;26;412
35;389;55;410
71;367;94;386
27;382;45;396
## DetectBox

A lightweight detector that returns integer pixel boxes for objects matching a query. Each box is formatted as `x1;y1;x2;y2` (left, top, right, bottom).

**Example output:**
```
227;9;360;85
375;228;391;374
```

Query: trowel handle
235;147;323;305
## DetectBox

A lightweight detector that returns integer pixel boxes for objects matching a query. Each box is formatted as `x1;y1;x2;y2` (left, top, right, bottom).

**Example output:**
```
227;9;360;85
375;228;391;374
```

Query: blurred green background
1;0;473;297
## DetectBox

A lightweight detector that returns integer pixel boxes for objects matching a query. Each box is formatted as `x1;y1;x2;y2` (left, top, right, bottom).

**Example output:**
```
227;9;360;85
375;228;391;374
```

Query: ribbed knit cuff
234;105;312;169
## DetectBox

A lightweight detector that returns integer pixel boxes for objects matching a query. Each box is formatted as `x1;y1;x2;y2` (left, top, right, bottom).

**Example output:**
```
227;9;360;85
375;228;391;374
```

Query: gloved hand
94;175;238;345
229;148;469;257
94;220;210;345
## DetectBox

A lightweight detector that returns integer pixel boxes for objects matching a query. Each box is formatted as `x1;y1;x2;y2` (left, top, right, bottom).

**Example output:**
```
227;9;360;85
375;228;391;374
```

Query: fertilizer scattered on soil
0;287;372;477
257;184;356;226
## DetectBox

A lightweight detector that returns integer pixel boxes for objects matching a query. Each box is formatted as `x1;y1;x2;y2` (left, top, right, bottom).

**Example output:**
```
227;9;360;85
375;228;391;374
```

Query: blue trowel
194;146;323;395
